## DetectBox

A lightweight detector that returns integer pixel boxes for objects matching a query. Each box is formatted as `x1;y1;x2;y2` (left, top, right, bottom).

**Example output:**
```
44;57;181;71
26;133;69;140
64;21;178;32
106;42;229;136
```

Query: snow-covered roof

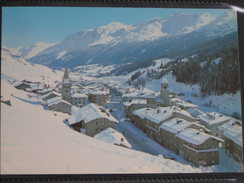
88;90;109;95
31;85;44;90
68;103;118;125
122;88;155;99
38;88;52;93
72;93;88;98
187;108;205;118
171;97;198;109
94;128;131;148
173;108;195;119
161;79;168;84
123;99;147;107
198;112;231;126
160;118;192;134
219;121;243;147
42;91;61;100
133;107;173;124
46;96;62;106
71;86;80;89
176;128;223;145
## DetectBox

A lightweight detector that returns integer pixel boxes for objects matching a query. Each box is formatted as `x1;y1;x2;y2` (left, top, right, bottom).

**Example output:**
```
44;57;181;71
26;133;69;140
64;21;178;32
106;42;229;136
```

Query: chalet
42;91;62;103
37;88;52;96
68;103;119;136
47;97;72;114
198;112;231;136
71;93;89;108
94;127;132;148
88;91;109;107
13;81;31;91
218;121;243;163
28;84;44;94
176;128;223;166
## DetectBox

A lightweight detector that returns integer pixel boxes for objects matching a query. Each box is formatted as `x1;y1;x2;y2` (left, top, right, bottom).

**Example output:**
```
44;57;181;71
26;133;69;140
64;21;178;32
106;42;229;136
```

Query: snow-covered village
1;8;243;174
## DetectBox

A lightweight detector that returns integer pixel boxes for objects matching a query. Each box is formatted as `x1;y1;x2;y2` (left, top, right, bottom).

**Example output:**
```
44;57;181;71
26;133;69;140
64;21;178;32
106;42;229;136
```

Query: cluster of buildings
12;69;130;149
122;79;243;166
11;70;243;166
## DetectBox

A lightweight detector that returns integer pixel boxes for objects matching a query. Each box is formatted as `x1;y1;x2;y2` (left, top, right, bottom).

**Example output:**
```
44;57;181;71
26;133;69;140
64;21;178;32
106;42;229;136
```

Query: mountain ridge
22;11;237;69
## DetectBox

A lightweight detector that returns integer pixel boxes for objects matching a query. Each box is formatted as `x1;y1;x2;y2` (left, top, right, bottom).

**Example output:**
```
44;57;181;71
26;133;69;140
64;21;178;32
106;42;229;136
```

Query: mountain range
17;11;237;69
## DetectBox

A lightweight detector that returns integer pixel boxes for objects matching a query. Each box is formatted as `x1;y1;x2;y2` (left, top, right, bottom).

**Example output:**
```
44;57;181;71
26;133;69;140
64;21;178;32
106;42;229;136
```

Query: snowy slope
17;42;58;59
145;73;242;117
1;47;62;86
1;80;201;174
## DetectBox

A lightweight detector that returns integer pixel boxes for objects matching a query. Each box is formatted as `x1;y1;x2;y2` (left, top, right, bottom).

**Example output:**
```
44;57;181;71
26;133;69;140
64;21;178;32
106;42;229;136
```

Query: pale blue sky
2;7;229;48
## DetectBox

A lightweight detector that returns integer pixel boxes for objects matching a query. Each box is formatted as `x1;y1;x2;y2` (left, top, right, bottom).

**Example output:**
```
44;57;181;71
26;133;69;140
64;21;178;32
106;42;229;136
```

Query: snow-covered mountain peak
163;12;216;35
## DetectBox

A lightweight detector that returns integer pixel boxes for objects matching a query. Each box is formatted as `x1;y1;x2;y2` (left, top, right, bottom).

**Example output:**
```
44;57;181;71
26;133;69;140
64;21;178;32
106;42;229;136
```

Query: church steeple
61;68;71;102
160;78;171;107
62;68;70;82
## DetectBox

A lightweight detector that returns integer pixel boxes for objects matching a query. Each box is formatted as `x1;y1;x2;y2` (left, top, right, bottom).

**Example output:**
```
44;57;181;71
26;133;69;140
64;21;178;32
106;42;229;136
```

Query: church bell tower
160;79;171;107
61;68;71;102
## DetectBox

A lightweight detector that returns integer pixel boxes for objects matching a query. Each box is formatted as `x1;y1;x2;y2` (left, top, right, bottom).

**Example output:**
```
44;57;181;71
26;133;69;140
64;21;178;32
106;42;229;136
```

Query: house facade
68;103;118;136
159;118;193;152
218;121;243;163
71;93;89;108
88;91;109;107
132;107;174;143
175;128;223;166
47;98;72;114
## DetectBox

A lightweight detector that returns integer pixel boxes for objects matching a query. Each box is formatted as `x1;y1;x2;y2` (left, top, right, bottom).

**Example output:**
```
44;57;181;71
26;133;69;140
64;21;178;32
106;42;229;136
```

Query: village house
218;121;243;163
37;88;53;96
187;108;205;118
198;112;231;136
94;127;132;148
71;93;89;108
47;97;72;114
159;118;209;153
159;118;193;152
172;107;196;122
88;91;109;107
123;99;156;118
132;107;174;143
68;103;119;136
71;85;82;94
42;91;62;104
171;97;198;110
175;128;223;166
13;81;31;91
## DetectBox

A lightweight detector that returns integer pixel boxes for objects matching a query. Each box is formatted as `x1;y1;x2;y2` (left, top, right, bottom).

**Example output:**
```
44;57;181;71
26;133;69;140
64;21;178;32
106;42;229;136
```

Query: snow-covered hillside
145;73;242;117
17;42;58;59
1;80;201;174
1;47;62;86
73;64;116;77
